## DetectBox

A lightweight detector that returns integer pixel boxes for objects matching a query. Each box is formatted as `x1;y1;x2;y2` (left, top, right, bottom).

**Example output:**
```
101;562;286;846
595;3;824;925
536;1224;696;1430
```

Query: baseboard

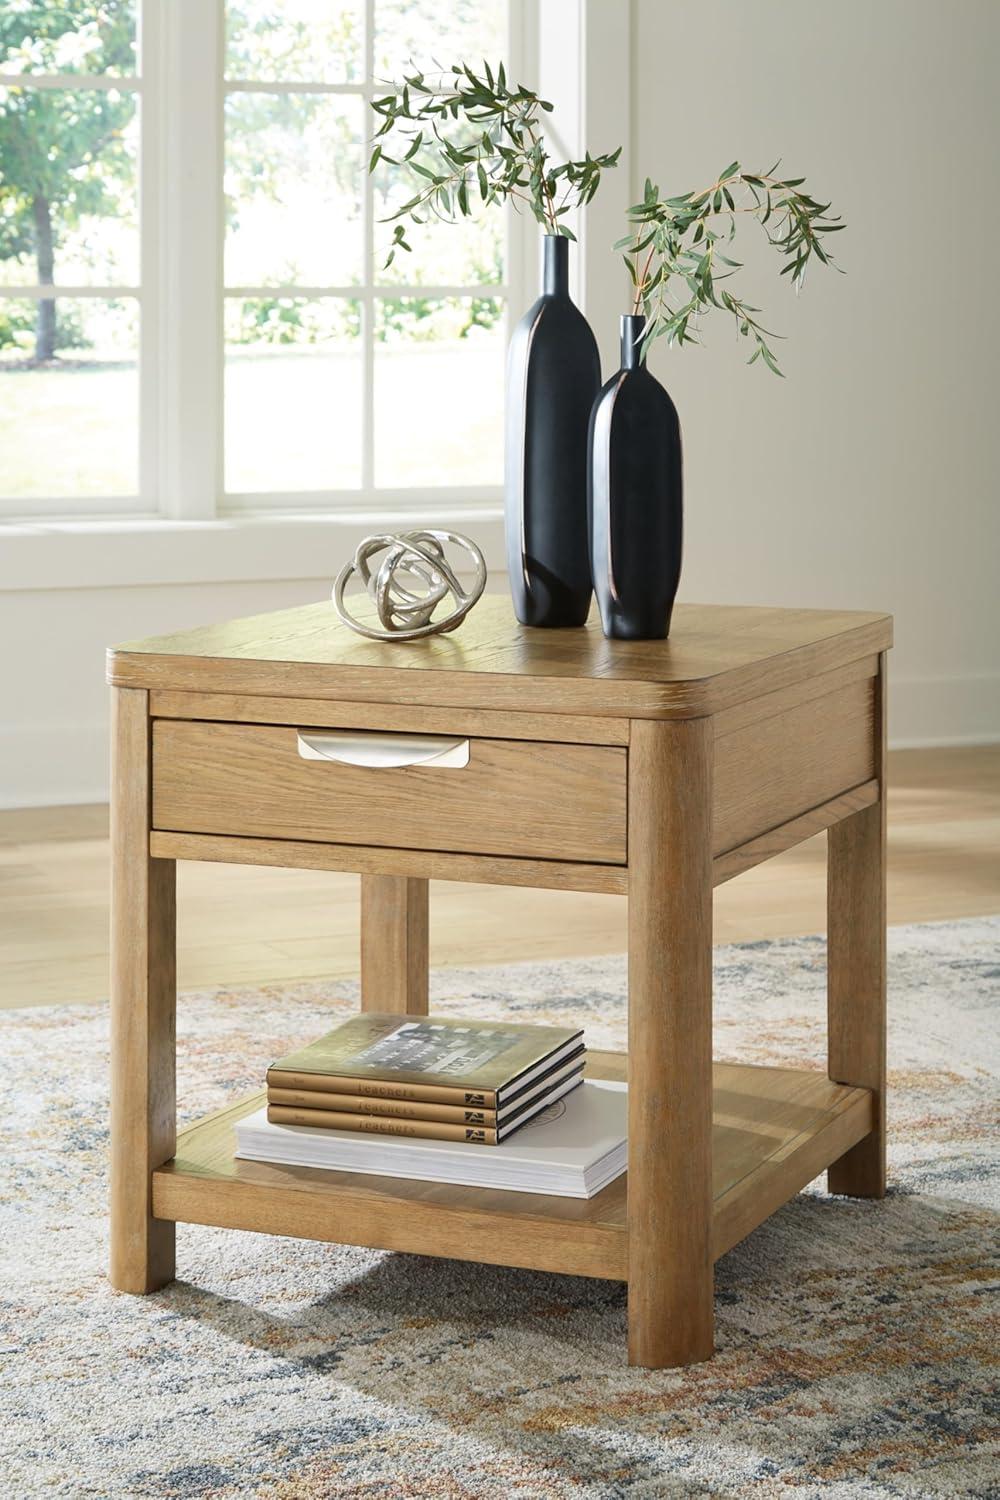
1;674;997;810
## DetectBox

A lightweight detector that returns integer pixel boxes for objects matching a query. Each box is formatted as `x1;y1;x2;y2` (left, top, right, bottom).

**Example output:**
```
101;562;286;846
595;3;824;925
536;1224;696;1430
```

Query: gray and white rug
1;917;997;1497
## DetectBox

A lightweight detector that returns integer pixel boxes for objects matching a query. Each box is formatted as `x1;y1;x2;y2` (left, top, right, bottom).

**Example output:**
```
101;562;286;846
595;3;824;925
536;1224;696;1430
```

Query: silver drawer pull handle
296;730;470;769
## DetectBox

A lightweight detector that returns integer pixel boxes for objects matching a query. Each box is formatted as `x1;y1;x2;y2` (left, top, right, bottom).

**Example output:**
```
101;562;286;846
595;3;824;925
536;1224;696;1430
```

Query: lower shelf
152;1054;873;1281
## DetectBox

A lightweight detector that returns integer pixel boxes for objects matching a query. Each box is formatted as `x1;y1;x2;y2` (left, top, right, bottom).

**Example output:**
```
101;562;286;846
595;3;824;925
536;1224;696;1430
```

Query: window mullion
0;71;141;89
361;0;376;492
157;0;224;519
505;0;533;345
138;0;160;513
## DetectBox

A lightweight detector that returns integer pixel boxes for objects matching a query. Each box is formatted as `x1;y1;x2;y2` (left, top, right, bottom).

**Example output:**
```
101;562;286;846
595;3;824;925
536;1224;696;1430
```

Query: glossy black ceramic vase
505;235;600;627
588;314;683;640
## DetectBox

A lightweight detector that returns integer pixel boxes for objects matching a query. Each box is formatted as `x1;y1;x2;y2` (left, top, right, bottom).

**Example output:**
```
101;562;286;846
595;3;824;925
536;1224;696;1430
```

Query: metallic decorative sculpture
333;529;487;642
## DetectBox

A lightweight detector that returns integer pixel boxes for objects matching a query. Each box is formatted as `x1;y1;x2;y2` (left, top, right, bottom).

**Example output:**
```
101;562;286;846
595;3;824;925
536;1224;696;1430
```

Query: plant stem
628;171;802;310
517;104;559;234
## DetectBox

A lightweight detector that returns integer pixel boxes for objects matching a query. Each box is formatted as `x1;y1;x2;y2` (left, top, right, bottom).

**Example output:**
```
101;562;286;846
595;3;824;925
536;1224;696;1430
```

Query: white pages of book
235;1079;627;1198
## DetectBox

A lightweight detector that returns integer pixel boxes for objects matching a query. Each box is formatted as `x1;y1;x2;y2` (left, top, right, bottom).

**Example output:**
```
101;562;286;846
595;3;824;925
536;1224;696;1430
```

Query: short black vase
505;235;600;627
588;314;683;640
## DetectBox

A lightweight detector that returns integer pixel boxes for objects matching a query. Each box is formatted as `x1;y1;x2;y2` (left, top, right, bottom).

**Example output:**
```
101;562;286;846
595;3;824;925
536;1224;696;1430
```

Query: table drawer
152;720;627;864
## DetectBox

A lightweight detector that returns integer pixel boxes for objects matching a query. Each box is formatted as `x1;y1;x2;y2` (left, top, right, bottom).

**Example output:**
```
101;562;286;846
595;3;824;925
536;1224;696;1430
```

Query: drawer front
152;720;627;864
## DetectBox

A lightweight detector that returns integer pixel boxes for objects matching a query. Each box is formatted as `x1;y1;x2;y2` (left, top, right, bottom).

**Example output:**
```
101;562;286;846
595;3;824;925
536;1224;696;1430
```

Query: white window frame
0;0;630;591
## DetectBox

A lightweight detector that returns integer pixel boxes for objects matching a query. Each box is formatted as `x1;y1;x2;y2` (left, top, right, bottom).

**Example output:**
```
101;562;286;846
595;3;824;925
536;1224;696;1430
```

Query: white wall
630;0;999;746
0;578;326;807
1;0;998;809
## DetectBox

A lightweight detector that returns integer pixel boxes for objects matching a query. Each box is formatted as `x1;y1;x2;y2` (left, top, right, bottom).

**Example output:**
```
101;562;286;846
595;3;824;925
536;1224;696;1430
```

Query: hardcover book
266;1013;584;1108
266;1054;584;1124
267;1068;584;1144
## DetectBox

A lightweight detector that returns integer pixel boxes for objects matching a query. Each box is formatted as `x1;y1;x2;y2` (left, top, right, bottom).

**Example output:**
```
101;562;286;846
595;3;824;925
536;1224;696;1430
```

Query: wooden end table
107;598;891;1369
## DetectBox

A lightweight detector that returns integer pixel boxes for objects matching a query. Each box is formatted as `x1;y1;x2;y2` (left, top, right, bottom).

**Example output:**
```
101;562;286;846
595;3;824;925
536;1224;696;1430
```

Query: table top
108;597;892;718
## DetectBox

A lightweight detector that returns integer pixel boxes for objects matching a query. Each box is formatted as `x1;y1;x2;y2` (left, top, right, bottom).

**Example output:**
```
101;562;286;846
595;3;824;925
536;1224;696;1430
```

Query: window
0;1;142;515
0;0;515;522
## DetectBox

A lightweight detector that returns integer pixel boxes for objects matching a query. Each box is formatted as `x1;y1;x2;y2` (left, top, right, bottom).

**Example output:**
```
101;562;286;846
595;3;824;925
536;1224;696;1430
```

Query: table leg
627;717;714;1368
360;874;429;1014
827;653;888;1197
109;687;177;1292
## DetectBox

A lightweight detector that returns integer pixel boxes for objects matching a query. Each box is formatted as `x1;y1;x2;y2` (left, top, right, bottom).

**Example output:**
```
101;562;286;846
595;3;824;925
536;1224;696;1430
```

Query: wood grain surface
627;717;715;1367
148;783;877;897
149;691;630;746
360;874;429;1014
827;651;889;1197
109;687;177;1294
108;598;893;719
151;1056;872;1282
151;720;627;864
148;830;630;895
713;677;875;853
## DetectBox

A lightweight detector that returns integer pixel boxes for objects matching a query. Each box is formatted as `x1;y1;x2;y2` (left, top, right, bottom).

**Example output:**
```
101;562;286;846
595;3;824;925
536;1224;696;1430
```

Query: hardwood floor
1;746;997;1010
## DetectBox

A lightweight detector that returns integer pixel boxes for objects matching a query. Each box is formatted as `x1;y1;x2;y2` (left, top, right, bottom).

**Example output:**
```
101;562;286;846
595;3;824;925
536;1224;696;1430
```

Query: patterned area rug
1;918;998;1498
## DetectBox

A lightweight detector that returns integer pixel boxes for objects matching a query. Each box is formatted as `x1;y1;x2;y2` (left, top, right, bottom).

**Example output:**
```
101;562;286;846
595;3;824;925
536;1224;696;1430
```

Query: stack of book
262;1012;586;1144
234;1012;628;1198
236;1077;626;1198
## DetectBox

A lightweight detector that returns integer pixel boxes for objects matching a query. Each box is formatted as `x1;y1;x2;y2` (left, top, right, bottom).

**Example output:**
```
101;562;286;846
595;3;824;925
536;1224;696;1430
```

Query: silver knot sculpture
333;529;487;642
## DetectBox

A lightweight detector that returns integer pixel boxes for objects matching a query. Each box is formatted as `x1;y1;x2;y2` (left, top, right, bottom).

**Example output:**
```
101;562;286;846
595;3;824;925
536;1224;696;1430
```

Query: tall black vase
588;314;683;640
505;235;600;627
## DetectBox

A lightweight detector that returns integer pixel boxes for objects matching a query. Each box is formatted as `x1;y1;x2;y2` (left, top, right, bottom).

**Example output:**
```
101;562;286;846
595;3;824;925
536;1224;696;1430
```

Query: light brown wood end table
107;598;892;1369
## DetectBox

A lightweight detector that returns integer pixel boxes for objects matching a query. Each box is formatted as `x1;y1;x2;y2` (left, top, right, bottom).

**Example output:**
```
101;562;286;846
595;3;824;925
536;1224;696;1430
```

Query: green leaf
760;343;784;376
368;145;382;172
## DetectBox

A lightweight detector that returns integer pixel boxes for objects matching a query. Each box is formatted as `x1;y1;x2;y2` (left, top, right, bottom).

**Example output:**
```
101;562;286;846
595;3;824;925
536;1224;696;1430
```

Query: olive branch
369;60;621;265
619;162;845;374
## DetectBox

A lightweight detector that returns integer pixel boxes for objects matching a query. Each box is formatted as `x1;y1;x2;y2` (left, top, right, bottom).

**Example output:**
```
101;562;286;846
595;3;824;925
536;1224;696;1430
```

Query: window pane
373;296;503;488
226;0;362;83
225;298;362;492
0;1;136;76
374;0;506;78
374;154;504;289
0;89;139;286
225;93;362;286
0;297;138;499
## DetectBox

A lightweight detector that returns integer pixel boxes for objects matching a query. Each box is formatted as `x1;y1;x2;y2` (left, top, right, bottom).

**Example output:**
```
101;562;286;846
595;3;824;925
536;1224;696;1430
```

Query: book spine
266;1104;498;1145
267;1087;496;1125
265;1069;498;1108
